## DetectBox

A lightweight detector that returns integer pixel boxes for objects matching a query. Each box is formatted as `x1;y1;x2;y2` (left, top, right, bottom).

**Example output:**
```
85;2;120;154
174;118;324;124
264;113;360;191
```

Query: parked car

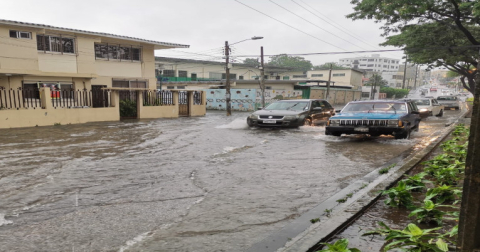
325;100;421;139
436;96;460;110
247;99;335;128
430;86;438;92
409;98;444;117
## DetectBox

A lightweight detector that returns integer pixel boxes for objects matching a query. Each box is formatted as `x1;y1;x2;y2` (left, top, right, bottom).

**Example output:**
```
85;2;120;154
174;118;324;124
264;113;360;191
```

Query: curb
278;108;470;252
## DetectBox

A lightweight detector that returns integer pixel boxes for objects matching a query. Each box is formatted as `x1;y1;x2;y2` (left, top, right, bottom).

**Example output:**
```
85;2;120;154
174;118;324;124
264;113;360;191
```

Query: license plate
263;120;276;124
450;108;455;110
354;127;369;132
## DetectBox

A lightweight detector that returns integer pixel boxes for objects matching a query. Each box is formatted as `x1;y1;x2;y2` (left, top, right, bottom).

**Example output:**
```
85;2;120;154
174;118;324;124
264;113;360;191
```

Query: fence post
40;87;52;109
173;91;179;117
188;91;194;116
137;91;143;119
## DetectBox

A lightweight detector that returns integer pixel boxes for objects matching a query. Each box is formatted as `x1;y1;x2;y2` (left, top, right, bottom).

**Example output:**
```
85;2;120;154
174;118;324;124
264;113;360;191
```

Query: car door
321;101;335;120
431;99;441;114
310;100;323;123
407;101;421;130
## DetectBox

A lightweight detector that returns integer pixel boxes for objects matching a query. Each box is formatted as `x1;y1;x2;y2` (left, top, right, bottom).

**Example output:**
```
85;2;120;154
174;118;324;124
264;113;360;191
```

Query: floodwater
0;108;461;252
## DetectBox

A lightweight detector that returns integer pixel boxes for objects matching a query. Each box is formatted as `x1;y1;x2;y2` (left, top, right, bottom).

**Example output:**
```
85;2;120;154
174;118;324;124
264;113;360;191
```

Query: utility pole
371;74;377;100
413;65;418;90
260;46;266;108
457;49;480;251
326;64;332;101
402;55;408;89
225;41;231;116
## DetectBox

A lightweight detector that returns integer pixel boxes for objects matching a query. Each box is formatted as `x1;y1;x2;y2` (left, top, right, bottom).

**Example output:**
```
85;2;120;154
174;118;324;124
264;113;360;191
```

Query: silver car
247;99;335;128
436;96;460;110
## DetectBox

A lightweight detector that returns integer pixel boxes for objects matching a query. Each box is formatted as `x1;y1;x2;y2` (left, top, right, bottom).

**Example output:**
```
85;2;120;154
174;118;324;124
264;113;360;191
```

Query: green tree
267;54;313;72
313;62;349;70
364;74;388;87
243;58;260;67
347;0;480;94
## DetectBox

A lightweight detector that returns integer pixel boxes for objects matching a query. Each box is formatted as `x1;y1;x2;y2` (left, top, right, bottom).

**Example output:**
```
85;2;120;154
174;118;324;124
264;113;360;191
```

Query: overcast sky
1;0;406;66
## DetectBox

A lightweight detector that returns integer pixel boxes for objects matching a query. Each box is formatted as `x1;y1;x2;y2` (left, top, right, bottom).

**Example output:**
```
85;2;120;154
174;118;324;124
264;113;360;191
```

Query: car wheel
304;118;312;126
436;109;443;117
369;133;380;137
395;129;410;139
246;118;253;127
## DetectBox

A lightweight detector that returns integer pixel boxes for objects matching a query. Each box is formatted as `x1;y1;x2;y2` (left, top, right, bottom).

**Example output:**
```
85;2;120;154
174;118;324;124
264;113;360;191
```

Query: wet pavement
0;103;464;252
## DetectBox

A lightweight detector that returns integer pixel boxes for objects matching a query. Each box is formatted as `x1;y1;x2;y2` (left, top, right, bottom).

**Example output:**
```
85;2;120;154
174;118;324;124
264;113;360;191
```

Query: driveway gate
179;91;189;116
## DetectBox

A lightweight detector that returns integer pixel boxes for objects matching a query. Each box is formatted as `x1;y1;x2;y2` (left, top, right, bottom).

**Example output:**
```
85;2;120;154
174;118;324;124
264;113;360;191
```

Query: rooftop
0;19;189;49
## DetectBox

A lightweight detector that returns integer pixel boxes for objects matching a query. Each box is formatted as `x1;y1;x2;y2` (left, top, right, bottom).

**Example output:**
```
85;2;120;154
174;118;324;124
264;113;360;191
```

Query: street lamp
225;36;263;116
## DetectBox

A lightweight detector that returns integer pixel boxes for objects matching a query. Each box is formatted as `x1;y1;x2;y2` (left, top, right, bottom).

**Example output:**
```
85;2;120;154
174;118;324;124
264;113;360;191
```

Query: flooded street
0;109;462;252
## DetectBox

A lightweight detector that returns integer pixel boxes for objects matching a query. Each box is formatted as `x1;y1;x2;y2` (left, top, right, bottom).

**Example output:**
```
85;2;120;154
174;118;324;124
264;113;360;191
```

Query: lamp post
225;36;263;116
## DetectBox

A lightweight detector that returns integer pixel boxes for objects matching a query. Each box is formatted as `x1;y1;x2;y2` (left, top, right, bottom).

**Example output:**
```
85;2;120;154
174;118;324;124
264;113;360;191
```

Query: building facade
0;19;188;93
339;54;401;72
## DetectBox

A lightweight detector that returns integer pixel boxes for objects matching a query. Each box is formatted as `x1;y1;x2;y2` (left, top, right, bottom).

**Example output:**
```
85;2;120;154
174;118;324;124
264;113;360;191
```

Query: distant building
339;54;401;72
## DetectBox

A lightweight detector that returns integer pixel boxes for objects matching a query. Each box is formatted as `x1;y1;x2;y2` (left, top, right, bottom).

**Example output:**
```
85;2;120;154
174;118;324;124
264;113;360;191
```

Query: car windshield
342;102;407;113
412;99;430;106
264;101;309;111
437;96;457;100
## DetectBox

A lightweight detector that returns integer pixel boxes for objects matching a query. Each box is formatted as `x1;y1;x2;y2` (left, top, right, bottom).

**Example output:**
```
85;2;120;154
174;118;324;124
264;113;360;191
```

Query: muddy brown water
0;108;463;252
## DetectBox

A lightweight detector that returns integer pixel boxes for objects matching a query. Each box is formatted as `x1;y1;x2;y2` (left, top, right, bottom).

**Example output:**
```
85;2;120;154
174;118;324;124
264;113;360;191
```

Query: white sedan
410;98;444;117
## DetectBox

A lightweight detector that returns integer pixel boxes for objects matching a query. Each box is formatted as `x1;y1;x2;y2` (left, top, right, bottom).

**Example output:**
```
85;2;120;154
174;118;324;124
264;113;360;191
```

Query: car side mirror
335;110;341;113
257;107;263;110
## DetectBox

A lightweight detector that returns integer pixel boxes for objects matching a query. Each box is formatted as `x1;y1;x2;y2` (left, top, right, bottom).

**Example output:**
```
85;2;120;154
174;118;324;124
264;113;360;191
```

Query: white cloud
1;0;405;65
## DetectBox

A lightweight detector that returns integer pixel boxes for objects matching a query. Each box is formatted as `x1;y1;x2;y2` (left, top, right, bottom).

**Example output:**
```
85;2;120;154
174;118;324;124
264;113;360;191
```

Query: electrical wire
233;0;347;51
269;0;370;51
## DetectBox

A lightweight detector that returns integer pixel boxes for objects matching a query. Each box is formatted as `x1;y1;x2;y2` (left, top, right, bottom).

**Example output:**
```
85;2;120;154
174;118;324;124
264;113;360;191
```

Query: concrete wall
309;88;362;105
189;91;207;116
0;88;119;129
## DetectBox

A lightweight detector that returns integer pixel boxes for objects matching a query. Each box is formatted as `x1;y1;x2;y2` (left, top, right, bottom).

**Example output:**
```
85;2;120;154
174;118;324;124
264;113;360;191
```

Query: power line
293;0;401;59
269;0;370;51
233;0;347;51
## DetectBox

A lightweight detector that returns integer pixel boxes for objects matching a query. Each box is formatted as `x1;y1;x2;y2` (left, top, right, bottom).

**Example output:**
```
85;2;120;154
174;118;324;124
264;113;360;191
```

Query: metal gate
119;90;138;119
92;85;109;108
179;91;189;116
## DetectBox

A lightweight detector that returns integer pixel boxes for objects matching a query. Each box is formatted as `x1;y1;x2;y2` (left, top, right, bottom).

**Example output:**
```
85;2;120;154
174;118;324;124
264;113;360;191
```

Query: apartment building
0;19;188;93
339;54;401;72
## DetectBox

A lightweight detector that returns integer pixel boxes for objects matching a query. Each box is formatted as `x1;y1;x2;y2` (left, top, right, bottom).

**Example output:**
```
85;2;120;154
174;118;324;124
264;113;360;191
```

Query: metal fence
193;91;203;105
0;88;111;110
0;88;42;109
51;89;111;108
143;90;174;106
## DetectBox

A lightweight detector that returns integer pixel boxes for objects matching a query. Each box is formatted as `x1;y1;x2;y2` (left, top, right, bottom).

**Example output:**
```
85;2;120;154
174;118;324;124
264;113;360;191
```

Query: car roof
347;100;406;104
277;99;326;102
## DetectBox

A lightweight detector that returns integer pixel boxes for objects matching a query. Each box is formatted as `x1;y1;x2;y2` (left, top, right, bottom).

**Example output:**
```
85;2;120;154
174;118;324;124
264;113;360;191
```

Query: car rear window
342;102;407;113
412;99;430;106
437;96;457;100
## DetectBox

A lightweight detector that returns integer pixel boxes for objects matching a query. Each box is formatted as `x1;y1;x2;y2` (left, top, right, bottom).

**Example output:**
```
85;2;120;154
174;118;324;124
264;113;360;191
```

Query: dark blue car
325;100;421;139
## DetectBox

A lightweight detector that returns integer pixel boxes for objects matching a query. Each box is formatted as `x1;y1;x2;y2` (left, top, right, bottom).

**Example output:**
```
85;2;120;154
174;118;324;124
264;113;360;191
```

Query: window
166;86;175;89
283;76;290;80
239;76;244;80
221;73;237;80
311;74;323;77
191;73;197;80
10;30;31;39
332;73;345;77
292;74;307;78
94;43;141;61
209;72;222;79
368;59;374;62
360;64;366;66
37;35;75;53
163;70;175;77
178;71;188;77
265;86;272;89
176;86;186;89
367;64;374;67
